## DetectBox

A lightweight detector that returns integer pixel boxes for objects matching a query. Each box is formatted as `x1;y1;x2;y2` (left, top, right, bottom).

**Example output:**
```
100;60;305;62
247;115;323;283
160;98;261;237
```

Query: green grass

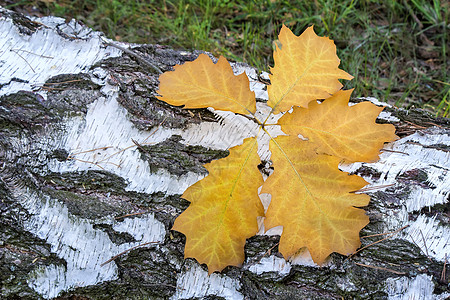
3;0;449;116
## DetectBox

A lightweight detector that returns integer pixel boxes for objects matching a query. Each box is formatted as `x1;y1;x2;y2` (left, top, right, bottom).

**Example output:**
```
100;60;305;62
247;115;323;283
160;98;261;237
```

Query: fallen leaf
157;53;256;115
267;25;353;113
262;134;370;264
278;89;398;162
172;137;264;273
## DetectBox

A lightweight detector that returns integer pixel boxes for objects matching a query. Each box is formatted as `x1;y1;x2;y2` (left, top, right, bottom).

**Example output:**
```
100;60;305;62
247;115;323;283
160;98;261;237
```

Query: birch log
1;8;449;300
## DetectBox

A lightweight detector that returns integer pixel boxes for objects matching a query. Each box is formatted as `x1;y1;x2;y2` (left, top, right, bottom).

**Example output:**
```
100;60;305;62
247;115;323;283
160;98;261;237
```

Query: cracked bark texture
1;8;449;300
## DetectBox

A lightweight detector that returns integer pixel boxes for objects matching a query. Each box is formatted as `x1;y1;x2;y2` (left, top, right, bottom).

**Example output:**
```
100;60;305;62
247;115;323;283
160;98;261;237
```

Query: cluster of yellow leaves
157;25;397;274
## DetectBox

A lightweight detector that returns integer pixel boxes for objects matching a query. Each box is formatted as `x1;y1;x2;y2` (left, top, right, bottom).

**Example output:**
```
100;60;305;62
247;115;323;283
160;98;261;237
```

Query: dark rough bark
1;8;449;300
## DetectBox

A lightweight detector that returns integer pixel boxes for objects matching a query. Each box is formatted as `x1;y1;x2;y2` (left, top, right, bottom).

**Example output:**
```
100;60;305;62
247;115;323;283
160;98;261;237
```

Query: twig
66;157;105;170
141;117;167;144
405;141;425;147
255;243;279;265
419;229;430;259
409;230;432;262
380;149;409;155
69;146;113;156
44;79;85;85
409;234;425;256
10;49;35;73
132;138;151;155
354;262;406;275
67;117;165;169
39;79;88;91
100;36;163;74
115;210;161;220
91;119;166;164
101;241;159;266
40;86;70;91
424;122;442;128
350;184;395;193
347;225;409;260
404;120;427;129
11;48;54;59
361;227;406;239
95;144;136;164
441;254;447;283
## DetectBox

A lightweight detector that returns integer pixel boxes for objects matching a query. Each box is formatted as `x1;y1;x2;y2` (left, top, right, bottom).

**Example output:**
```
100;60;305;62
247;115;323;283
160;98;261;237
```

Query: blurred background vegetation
2;0;449;116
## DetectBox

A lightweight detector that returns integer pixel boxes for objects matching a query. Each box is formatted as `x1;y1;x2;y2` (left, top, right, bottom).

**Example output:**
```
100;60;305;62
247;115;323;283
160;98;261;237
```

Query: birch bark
1;8;449;299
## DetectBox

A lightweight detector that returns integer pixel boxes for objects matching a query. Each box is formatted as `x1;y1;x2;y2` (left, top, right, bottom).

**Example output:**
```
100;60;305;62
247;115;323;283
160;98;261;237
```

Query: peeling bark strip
1;7;450;300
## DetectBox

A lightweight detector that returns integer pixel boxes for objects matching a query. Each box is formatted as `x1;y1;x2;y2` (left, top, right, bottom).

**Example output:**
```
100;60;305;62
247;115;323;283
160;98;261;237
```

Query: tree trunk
1;8;449;300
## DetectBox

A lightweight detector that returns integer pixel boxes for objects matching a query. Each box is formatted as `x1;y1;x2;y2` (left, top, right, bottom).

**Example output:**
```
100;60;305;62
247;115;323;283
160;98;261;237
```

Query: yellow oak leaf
172;137;264;274
262;136;370;264
156;53;256;115
267;25;353;113
279;89;398;162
